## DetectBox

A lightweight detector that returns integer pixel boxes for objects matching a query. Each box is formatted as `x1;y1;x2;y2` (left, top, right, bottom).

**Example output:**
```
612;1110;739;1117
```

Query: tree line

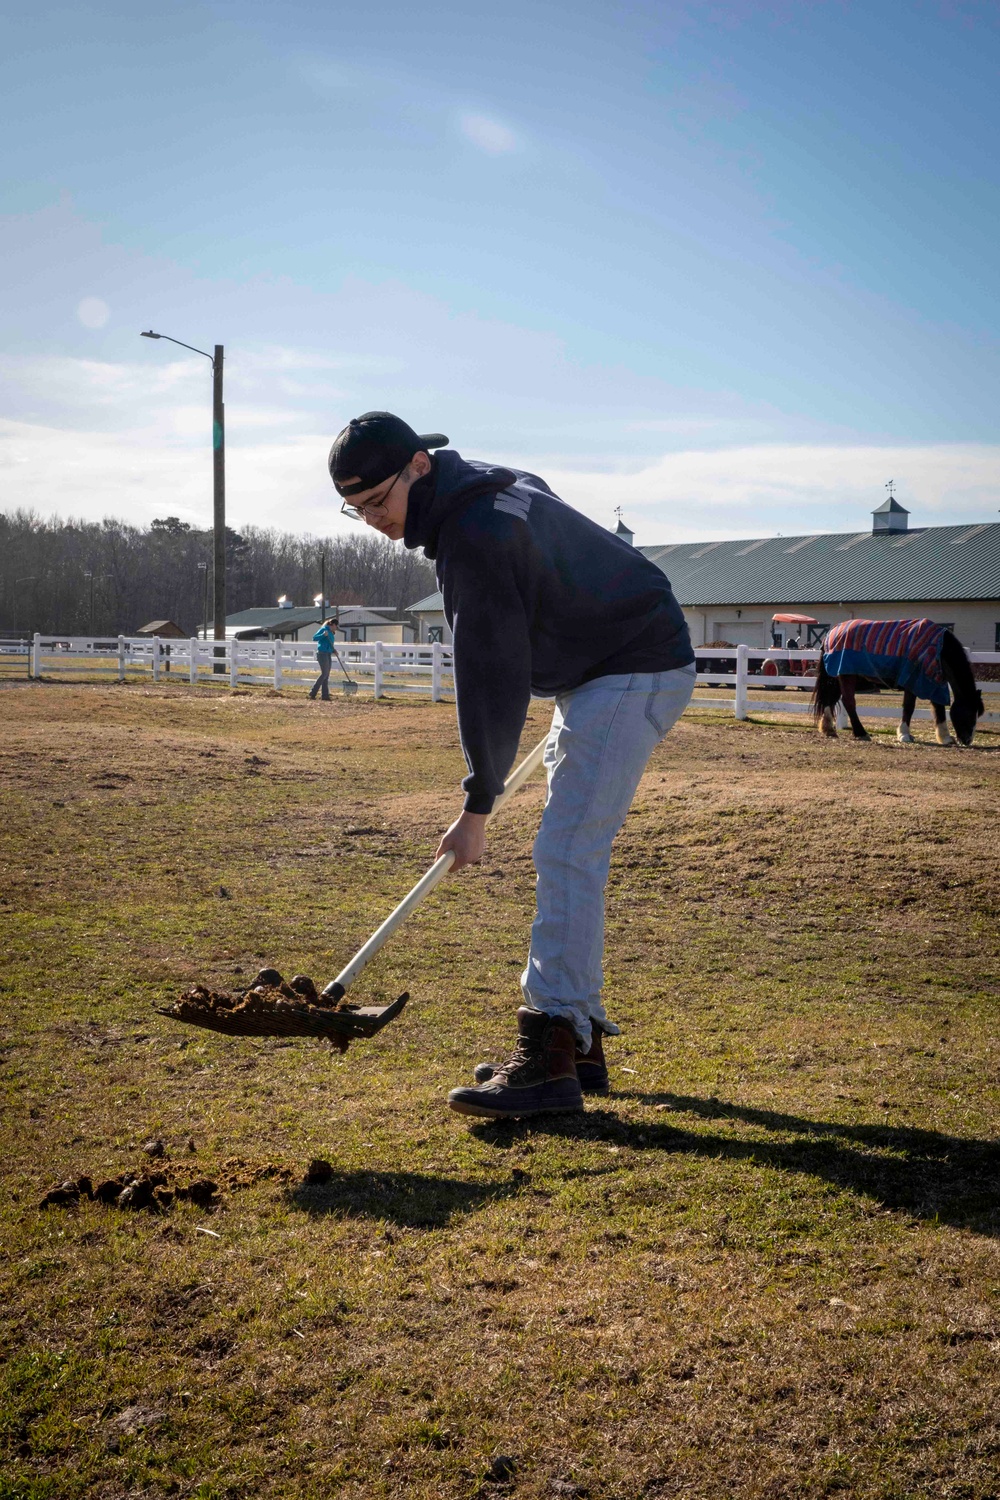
0;510;438;638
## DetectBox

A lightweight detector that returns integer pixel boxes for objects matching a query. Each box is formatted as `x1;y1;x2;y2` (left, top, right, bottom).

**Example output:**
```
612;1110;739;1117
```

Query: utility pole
212;346;225;642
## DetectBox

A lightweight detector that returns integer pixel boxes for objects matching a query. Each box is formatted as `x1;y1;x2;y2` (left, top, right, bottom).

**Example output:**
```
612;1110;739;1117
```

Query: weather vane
885;479;895;498
614;506;624;522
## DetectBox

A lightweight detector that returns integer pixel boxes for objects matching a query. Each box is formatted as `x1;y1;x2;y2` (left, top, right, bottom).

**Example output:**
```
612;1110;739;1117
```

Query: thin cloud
236;346;405;377
541;443;1000;543
4;411;998;548
0;349;389;433
457;112;520;155
295;57;366;93
0;418;347;535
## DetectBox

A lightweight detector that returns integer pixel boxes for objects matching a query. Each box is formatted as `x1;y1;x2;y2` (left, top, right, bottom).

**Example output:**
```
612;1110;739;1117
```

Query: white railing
20;634;1000;724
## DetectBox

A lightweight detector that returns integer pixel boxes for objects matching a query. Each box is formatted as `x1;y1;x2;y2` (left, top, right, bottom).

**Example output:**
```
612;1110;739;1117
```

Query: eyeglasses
340;464;407;521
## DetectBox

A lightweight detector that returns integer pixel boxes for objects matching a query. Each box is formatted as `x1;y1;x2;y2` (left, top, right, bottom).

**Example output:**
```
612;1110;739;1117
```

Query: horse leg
813;658;840;737
898;690;916;743
933;702;953;746
840;677;869;740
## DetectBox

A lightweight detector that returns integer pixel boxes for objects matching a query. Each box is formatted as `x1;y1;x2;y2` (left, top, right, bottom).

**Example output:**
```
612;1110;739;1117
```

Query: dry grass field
1;681;999;1500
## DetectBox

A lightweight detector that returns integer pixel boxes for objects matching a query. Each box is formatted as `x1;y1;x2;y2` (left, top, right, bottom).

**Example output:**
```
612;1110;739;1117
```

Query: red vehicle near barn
759;613;824;683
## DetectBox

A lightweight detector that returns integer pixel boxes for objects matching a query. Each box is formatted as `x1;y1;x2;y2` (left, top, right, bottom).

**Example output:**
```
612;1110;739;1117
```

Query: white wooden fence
21;634;1000;724
25;634;457;700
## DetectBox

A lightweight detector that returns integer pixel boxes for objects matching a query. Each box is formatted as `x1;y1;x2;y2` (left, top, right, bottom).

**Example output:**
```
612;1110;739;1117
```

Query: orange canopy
771;613;818;624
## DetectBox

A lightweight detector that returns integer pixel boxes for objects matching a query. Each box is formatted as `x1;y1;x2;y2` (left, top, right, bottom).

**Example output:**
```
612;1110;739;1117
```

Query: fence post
735;644;749;719
273;640;283;691
118;635;126;682
431;641;442;702
230;640;239;687
152;636;161;683
30;632;40;679
189;639;198;685
374;639;384;699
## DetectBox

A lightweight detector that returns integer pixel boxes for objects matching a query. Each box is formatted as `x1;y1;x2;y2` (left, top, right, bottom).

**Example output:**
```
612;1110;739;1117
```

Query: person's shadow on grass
470;1093;1000;1236
286;1168;518;1228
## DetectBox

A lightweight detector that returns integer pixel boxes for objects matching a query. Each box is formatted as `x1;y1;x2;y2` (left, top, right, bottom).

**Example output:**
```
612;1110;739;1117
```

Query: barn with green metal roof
641;502;1000;651
407;501;1000;653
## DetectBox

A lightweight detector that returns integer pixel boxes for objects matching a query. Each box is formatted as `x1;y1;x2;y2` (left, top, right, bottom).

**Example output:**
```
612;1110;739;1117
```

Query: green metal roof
227;606;397;629
407;591;445;612
226;607;324;629
641;522;1000;607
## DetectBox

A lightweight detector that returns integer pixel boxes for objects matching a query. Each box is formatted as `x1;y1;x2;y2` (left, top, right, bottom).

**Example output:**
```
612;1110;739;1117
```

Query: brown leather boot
574;1021;610;1095
474;1016;611;1095
448;1008;584;1119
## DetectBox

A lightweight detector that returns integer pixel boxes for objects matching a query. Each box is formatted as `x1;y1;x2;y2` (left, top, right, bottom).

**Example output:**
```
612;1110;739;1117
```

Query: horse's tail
811;652;840;727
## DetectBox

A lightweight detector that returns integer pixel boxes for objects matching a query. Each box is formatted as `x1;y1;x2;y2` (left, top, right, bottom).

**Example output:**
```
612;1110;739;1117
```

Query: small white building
226;604;413;643
407;591;451;645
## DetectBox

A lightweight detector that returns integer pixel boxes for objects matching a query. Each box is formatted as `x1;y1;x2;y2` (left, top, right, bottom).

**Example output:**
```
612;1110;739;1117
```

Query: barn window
428;626;444;643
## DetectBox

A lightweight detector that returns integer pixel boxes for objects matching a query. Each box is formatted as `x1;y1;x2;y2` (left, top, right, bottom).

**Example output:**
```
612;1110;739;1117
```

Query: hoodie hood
404;449;516;560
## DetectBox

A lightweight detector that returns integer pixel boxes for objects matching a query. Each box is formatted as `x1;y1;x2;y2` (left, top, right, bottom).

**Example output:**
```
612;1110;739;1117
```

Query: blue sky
2;0;998;543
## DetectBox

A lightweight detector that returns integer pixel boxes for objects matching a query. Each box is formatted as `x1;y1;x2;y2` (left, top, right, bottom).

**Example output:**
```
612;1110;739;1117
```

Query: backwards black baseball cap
328;412;449;499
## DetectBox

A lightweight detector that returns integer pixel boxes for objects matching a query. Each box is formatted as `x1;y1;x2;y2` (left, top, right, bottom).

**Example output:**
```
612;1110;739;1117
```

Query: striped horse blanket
822;619;950;705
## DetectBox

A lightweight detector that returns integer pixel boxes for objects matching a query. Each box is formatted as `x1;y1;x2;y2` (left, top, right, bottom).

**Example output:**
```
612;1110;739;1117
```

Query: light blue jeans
521;664;696;1048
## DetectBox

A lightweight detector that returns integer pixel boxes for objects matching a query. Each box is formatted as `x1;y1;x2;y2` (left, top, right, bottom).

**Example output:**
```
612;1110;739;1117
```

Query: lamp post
197;562;210;640
82;571;109;634
140;331;225;645
13;576;37;637
316;551;327;622
83;571;95;633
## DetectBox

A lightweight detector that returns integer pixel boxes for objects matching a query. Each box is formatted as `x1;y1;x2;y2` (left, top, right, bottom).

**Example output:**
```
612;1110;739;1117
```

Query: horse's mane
940;630;977;702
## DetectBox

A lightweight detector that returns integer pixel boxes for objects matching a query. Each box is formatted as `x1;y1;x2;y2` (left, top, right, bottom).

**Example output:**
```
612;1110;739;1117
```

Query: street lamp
140;330;225;644
13;576;37;636
82;571;109;634
197;562;210;640
315;551;327;622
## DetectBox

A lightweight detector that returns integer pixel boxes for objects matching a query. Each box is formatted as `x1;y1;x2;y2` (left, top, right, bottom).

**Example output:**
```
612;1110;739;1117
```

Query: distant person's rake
333;644;358;696
157;733;548;1045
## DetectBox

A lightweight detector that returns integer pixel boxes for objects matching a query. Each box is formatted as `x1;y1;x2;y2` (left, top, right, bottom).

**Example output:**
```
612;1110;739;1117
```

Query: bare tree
0;510;437;636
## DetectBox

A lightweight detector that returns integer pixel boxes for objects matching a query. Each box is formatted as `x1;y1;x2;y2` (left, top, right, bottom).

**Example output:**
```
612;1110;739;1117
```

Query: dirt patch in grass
1;684;999;1498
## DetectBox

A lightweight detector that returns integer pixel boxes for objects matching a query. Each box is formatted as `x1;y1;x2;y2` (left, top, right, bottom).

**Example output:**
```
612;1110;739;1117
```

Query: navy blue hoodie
404;450;692;813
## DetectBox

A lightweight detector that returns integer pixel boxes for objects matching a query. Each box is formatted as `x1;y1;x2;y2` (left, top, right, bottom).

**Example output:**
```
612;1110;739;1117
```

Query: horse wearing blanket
812;618;984;745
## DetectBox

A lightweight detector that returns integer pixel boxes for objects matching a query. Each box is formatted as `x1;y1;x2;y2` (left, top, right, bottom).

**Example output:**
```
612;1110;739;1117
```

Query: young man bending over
328;412;695;1120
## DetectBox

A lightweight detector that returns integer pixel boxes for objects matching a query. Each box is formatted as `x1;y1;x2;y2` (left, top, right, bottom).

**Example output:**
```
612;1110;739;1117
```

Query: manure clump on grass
38;1153;297;1215
39;1168;221;1214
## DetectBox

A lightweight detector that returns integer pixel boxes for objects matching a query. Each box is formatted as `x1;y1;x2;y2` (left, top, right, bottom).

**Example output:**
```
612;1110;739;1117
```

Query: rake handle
322;732;548;1001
